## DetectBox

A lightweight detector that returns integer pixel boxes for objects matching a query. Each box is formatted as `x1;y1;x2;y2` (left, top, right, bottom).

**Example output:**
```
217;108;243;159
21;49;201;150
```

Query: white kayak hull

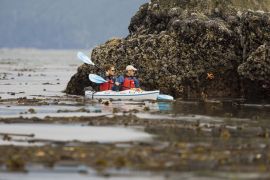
85;90;160;100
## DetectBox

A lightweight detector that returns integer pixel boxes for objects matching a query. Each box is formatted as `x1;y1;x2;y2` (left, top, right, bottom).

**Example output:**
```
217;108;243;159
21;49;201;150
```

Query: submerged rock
66;0;270;101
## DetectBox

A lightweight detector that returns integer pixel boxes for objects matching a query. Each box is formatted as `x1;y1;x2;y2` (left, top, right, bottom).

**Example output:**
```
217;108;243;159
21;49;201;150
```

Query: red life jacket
99;79;114;91
122;77;135;90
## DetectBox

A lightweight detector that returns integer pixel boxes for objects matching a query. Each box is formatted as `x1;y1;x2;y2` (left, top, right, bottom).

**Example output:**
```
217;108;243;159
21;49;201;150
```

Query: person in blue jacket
115;65;140;91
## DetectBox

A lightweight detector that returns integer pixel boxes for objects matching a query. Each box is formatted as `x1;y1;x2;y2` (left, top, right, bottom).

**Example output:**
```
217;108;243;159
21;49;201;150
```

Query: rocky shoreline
66;0;270;101
2;110;270;173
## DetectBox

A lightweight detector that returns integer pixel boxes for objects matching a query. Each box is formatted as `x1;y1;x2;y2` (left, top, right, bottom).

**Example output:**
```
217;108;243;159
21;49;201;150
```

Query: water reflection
171;100;270;120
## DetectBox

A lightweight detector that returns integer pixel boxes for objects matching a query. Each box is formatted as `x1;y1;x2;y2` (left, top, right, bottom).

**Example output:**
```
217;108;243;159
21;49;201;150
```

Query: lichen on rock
66;0;270;101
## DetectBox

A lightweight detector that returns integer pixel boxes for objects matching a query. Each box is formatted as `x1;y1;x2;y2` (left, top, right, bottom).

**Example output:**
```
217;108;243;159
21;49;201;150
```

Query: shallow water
0;49;80;99
1;167;270;180
0;123;152;145
1;49;270;179
0;164;164;180
0;173;164;180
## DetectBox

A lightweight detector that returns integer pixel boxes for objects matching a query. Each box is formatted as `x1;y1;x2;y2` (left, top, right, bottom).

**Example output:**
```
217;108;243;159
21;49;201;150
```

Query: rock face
65;0;270;101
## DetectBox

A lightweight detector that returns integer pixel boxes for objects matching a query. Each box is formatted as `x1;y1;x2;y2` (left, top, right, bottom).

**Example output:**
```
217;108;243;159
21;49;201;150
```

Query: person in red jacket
99;64;117;91
115;65;140;91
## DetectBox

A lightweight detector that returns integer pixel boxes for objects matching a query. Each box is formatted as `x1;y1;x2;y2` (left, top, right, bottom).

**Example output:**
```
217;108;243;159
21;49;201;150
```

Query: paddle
77;51;94;65
88;74;107;84
77;51;102;70
157;94;174;101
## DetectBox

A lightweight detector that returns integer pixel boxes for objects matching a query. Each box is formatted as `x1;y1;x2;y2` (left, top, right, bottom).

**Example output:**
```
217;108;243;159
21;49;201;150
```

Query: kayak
85;90;160;100
157;94;174;101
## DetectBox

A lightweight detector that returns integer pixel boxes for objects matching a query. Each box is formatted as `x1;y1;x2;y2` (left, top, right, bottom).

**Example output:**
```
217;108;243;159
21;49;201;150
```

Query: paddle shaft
78;52;103;71
106;81;131;90
94;64;103;71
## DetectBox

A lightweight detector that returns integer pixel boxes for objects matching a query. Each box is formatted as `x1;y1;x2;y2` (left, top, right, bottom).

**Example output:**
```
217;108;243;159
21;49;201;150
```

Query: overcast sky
0;0;149;49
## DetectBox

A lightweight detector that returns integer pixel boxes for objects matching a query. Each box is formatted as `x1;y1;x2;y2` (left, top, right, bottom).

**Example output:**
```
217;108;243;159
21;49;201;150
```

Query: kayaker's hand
115;82;120;86
132;88;142;92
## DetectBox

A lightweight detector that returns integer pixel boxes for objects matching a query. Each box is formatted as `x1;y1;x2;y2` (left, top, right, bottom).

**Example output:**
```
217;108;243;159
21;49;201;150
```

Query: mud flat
1;103;270;178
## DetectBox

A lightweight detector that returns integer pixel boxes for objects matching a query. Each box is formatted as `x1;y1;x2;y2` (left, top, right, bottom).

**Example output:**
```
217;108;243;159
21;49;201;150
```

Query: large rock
238;43;270;100
65;0;270;101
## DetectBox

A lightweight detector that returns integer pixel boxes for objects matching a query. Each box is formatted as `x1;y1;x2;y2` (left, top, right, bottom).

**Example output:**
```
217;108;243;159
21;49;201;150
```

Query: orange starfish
207;72;214;80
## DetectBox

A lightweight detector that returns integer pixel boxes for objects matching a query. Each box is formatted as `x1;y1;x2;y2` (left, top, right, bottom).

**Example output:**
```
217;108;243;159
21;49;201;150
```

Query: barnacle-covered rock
66;0;270;101
238;43;270;100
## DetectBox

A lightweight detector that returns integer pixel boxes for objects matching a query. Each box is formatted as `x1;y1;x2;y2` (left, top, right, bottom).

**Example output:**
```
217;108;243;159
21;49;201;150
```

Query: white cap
126;65;137;71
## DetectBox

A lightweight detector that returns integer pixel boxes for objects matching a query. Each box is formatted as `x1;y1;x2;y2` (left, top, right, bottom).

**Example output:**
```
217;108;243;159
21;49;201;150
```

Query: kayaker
115;65;140;90
99;64;117;91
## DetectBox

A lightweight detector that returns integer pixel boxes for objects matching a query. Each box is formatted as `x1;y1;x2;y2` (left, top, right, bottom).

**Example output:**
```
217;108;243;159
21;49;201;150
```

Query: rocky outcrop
238;43;270;100
65;0;270;101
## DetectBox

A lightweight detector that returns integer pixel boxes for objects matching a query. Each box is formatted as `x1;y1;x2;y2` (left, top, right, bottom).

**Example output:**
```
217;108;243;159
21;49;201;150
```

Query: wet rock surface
66;0;270;101
1;101;270;175
3;49;270;179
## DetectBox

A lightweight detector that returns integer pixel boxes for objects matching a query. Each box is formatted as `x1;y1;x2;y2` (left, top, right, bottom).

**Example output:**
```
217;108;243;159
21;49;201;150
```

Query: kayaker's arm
111;76;119;91
115;76;124;85
134;77;140;88
112;76;122;91
115;76;134;91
